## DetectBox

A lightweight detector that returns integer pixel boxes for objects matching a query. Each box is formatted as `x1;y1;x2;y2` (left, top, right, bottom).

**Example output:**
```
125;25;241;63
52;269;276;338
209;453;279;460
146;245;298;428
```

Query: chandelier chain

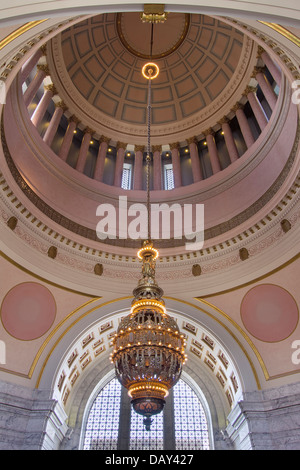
146;76;152;242
146;22;154;242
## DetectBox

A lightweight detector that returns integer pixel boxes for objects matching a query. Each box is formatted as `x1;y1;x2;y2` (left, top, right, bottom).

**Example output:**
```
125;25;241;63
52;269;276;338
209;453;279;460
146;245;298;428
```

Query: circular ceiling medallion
1;282;56;340
116;12;190;59
241;284;299;342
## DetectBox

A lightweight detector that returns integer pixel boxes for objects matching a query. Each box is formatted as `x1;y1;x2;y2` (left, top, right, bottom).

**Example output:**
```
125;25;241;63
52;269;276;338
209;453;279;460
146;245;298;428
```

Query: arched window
81;374;212;450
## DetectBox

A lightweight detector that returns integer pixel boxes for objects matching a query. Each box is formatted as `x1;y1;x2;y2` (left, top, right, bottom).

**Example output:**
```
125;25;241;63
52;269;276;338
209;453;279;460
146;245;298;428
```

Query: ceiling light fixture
111;12;186;431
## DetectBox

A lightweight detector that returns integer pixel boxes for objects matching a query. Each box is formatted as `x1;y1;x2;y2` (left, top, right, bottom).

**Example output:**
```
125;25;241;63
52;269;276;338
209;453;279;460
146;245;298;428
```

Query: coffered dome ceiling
47;12;256;144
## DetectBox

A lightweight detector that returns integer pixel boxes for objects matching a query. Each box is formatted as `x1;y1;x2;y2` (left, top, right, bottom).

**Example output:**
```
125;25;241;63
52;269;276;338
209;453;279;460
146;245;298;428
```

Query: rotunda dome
0;7;298;298
47;12;256;145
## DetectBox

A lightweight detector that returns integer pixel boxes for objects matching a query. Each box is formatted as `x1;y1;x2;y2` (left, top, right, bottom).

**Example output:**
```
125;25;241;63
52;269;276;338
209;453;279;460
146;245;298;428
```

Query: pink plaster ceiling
58;13;245;127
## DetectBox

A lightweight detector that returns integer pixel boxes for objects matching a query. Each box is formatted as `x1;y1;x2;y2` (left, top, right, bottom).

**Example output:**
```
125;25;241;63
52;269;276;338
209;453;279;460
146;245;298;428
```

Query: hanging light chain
146;72;152;242
146;22;154;243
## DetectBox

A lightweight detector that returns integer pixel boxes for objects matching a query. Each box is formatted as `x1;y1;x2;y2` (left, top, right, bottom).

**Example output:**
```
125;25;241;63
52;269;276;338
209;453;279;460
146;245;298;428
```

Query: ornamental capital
256;45;265;58
40;44;47;56
134;145;145;153
55;100;68;112
117;141;127;150
84;127;95;136
169;141;180;150
186;136;198;145
242;85;257;96
37;63;50;76
152;145;162;153
68;114;81;125
218;116;229;126
251;66;265;78
203;128;215;137
100;135;110;144
231;102;244;113
44;83;57;95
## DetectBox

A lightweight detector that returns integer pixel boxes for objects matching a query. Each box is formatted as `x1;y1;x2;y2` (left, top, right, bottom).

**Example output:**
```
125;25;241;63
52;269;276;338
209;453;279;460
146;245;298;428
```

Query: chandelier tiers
111;241;186;431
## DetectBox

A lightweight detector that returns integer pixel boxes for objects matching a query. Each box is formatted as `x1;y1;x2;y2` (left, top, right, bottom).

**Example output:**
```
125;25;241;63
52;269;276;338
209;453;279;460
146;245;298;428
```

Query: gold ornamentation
94;263;103;276
192;264;201;276
251;66;265;78
152;145;162;153
218;116;229;126
84;127;95;136
239;247;249;261
55;100;68;112
48;246;57;259
203;128;215;137
37;63;50;76
140;4;168;24
100;135;110;144
134;145;145;153
7;216;18;231
116;141;127;150
44;83;57;95
242;86;257;96
68;114;81;125
169;141;180;150
231;102;244;113
187;136;198;145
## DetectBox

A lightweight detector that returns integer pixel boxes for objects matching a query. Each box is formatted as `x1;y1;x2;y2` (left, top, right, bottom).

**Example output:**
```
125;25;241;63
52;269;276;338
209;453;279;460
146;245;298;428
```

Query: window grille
82;376;210;450
121;163;132;190
82;378;122;450
164;164;175;190
173;379;210;450
129;407;164;450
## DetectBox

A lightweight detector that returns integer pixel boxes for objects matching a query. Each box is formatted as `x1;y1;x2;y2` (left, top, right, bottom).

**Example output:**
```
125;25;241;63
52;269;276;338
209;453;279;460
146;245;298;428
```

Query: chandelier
111;15;186;431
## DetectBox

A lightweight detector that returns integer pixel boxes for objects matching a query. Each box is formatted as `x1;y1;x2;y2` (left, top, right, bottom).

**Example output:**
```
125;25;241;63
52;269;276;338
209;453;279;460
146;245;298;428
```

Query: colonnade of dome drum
21;45;281;191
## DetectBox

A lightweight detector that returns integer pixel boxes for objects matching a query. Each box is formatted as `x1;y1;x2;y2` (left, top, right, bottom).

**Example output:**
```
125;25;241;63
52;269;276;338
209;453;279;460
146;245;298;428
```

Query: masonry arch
36;296;260;449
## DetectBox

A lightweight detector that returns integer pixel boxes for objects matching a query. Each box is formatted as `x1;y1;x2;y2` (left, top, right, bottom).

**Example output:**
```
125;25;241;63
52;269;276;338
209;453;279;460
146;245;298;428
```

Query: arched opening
80;371;212;450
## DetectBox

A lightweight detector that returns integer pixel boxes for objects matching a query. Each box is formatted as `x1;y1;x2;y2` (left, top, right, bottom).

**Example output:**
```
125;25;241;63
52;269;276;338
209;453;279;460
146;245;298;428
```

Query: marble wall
226;381;300;450
0;379;68;450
